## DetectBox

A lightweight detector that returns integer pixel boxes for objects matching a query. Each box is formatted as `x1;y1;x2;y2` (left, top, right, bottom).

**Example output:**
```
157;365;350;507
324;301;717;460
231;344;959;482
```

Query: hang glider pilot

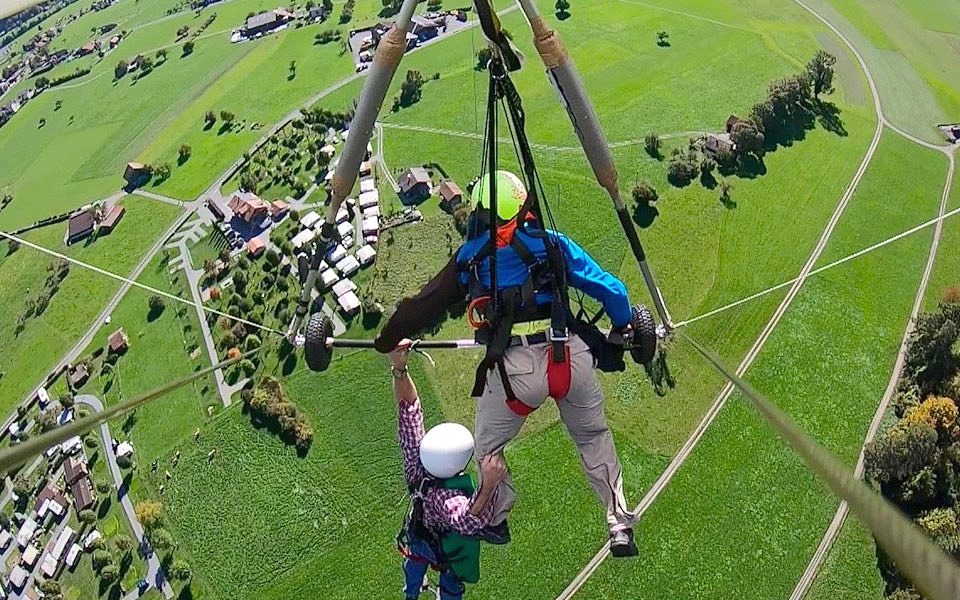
376;171;639;557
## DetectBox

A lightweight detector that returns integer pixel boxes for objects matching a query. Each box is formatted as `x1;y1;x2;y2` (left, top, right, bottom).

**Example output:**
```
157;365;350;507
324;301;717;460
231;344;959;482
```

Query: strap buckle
547;328;569;343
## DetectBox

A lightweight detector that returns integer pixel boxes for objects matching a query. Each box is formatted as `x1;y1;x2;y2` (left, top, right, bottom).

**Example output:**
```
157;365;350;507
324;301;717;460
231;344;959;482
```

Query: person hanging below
375;171;640;558
392;339;508;600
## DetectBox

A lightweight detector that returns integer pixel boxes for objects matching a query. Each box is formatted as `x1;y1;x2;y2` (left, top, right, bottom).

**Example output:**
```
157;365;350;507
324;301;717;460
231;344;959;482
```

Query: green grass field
805;0;960;143
0;198;180;417
807;518;886;600
575;133;949;598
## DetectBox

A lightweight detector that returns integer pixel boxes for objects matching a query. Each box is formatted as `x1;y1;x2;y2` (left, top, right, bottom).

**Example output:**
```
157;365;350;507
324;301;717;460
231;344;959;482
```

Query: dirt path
785;0;956;595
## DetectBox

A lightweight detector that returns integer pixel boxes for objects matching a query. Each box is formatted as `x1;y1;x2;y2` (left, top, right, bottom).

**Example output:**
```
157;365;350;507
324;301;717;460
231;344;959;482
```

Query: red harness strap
547;345;572;401
501;345;572;416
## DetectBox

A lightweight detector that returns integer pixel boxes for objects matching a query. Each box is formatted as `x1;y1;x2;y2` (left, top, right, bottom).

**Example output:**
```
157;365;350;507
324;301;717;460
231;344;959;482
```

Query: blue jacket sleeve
555;234;632;328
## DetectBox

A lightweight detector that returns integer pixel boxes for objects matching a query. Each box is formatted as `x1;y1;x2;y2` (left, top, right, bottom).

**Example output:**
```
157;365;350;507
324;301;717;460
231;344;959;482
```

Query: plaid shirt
398;399;492;536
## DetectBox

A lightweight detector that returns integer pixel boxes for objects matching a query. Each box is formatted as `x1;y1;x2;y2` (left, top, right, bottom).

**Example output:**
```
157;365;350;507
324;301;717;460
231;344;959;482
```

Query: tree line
864;298;960;599
242;377;314;452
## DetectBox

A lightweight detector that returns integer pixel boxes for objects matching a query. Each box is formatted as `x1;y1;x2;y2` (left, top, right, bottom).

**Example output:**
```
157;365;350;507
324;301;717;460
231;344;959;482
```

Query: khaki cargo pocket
502;348;536;376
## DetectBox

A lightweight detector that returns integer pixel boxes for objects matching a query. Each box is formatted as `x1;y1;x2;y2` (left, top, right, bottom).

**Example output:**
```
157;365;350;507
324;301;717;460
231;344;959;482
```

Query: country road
555;0;934;593
75;395;174;599
785;0;957;596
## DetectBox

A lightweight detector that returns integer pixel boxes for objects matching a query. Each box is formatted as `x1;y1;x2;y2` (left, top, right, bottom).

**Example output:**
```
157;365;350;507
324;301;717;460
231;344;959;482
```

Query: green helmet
471;170;527;221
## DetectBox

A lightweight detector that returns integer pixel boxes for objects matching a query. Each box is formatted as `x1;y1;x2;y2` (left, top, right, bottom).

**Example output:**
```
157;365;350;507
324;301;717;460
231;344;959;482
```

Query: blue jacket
456;228;632;327
374;226;631;352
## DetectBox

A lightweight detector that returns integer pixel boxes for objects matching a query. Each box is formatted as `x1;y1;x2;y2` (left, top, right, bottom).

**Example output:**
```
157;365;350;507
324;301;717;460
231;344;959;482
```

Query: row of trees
15;259;70;336
865;300;960;599
341;0;355;23
242;377;314;451
133;500;192;583
35;67;91;91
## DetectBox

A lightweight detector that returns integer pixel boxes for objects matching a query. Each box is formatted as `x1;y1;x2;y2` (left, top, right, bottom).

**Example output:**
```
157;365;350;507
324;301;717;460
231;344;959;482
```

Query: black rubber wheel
629;304;658;366
304;313;334;372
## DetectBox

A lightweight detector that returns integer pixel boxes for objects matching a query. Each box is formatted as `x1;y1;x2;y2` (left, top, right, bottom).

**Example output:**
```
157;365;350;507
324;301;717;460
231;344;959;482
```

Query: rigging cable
0;230;286;337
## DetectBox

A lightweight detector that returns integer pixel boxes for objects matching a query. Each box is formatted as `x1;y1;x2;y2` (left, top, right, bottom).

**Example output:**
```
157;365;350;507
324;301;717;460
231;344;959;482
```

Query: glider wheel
629;304;657;366
304;313;333;372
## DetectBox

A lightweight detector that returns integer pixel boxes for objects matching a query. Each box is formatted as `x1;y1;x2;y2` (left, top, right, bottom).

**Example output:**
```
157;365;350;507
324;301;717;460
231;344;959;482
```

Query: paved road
557;1;897;596
76;395;173;599
179;245;234;406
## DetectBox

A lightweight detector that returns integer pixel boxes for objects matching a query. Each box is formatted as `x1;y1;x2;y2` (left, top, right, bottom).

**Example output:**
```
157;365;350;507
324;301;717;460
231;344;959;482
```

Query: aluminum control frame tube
515;0;673;331
289;0;420;341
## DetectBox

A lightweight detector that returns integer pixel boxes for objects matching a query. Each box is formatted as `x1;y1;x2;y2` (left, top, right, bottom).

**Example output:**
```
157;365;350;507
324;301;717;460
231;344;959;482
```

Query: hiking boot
609;528;638;558
479;520;511;545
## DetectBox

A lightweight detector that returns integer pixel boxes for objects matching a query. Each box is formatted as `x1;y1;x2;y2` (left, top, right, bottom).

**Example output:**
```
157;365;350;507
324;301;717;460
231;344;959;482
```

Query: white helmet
419;422;475;479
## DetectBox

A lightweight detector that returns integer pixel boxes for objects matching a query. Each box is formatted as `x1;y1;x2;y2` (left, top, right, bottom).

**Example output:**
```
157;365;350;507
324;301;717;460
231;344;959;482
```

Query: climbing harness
397;475;482;585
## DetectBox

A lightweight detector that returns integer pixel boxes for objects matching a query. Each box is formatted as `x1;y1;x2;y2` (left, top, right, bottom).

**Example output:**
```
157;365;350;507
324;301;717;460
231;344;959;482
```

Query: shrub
244;334;261;351
116;454;133;469
667;158;698;187
227;347;241;359
644;133;661;158
239;359;256;376
631;181;658;206
92;549;113;569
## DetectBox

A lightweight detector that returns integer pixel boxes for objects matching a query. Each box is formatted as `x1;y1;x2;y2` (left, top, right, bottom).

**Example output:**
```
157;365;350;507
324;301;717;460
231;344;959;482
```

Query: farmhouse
50;526;75;562
108;328;129;354
77;41;97;55
358;190;379;209
66;208;96;245
704;133;736;157
40;553;58;577
116;441;134;458
229;191;270;224
438;180;464;212
67;363;89;388
243;9;293;37
0;529;11;551
398;167;431;204
99;204;125;233
123;161;149;186
246;237;266;257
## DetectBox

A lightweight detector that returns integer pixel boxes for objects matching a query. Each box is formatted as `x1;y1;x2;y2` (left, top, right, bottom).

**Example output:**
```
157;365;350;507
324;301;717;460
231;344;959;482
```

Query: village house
66;207;96;245
70;475;95;512
270;199;289;220
64;457;89;485
67;363;89;388
398;167;432;204
703;133;736;158
228;191;269;224
123;161;150;187
108;328;129;354
246;237;266;257
437;180;464;213
99;203;125;234
409;15;442;42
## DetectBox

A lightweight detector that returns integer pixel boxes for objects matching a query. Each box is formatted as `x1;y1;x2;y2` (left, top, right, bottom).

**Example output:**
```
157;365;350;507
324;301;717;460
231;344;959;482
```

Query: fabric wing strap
499;361;536;416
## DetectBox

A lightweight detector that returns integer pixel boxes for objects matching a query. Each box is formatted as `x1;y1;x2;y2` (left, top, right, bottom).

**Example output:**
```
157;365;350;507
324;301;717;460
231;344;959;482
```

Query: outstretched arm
374;256;465;353
393;341;426;488
557;234;632;328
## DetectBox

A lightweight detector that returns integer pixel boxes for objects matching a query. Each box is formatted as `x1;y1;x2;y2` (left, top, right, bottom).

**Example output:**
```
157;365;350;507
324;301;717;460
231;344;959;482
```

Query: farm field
806;0;960;143
0;198;180;416
807;518;886;600
71;253;220;460
574;133;949;598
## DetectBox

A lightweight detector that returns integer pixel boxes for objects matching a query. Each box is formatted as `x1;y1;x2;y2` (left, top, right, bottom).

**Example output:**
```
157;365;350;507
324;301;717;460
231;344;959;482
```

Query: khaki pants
475;334;635;534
